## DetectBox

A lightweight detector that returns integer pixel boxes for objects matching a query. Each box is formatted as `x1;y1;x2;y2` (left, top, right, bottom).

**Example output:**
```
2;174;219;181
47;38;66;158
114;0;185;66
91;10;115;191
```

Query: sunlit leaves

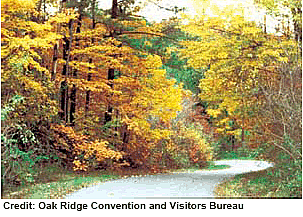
120;55;183;145
1;0;36;15
179;4;299;146
1;0;61;124
48;8;78;24
1;0;214;173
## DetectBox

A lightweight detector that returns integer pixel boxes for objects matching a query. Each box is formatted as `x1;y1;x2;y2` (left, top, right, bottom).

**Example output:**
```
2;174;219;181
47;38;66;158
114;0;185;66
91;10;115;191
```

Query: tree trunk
59;80;68;122
292;7;302;42
105;68;115;123
112;0;118;19
70;14;82;126
85;0;96;114
51;43;58;81
69;84;76;125
59;35;69;122
85;64;92;114
104;0;119;124
59;19;74;123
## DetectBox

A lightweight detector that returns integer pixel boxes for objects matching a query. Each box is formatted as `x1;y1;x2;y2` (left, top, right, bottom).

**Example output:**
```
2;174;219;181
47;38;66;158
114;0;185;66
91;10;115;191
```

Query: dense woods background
1;0;302;197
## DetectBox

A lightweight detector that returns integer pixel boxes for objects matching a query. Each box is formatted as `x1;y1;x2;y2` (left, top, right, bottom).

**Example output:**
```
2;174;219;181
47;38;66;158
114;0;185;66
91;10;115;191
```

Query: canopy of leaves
179;6;299;147
1;0;213;183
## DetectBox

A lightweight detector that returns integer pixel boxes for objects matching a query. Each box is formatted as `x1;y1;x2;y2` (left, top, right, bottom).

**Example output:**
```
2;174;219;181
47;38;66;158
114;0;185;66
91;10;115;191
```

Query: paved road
65;160;273;199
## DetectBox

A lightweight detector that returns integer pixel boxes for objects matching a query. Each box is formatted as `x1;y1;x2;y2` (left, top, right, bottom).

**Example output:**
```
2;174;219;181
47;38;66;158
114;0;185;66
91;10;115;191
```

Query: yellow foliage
179;4;298;142
73;160;88;172
1;0;37;14
206;109;222;118
171;125;213;163
145;54;163;68
48;9;78;24
1;0;213;171
20;77;45;92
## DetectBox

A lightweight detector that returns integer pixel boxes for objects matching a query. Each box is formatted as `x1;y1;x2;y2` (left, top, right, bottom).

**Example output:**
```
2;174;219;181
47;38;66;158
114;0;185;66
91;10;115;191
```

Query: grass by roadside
213;145;302;198
2;161;231;199
2;165;164;199
1;165;192;199
214;164;302;198
172;163;230;173
1;166;121;199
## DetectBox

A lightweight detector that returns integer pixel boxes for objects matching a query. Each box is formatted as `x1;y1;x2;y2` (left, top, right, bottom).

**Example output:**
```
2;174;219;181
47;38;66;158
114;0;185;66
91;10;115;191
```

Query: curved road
65;160;273;199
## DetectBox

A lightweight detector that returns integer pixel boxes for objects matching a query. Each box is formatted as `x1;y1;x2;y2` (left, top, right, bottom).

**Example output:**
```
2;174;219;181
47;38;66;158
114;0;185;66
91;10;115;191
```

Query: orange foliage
51;124;122;171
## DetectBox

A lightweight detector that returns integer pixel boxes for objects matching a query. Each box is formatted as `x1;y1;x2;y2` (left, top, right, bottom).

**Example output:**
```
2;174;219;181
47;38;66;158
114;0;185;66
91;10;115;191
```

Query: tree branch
104;30;178;42
210;27;263;47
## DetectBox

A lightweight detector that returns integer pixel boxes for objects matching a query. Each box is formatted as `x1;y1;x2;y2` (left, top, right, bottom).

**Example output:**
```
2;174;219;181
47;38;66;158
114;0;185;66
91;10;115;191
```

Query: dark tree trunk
85;0;96;113
85;61;92;113
59;19;73;123
104;107;113;123
69;14;82;126
105;68;115;123
107;68;115;87
122;124;130;146
59;80;68;122
112;0;118;19
69;84;76;125
43;0;46;22
292;7;302;42
59;36;69;122
104;0;119;124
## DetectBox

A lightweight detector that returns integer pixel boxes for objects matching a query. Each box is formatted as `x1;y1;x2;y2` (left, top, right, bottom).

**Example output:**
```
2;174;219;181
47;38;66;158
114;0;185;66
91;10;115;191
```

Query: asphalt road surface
65;160;273;199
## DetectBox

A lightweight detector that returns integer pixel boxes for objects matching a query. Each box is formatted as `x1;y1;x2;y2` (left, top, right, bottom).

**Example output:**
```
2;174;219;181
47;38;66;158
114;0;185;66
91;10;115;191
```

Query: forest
1;0;302;198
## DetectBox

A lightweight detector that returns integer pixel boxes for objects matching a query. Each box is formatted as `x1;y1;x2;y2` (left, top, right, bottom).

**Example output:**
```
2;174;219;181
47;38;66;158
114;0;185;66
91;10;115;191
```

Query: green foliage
205;163;230;170
123;18;205;94
1;95;24;121
164;54;205;94
216;137;302;198
1;131;47;186
212;135;267;160
217;160;302;198
1;96;59;187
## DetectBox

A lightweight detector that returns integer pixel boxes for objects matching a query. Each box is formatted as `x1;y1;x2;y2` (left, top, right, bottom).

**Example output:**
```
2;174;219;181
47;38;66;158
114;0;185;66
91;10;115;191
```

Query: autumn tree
1;0;64;184
2;0;214;183
45;0;192;170
179;5;299;150
253;0;302;163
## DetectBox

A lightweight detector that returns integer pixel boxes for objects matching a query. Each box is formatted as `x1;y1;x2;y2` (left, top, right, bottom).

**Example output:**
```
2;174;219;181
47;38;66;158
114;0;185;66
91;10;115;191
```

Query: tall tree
85;0;96;114
179;5;298;147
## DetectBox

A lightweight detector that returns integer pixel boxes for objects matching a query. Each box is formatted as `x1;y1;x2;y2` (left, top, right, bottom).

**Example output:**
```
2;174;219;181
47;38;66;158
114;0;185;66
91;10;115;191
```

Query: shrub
1;96;58;187
163;123;213;169
51;124;123;171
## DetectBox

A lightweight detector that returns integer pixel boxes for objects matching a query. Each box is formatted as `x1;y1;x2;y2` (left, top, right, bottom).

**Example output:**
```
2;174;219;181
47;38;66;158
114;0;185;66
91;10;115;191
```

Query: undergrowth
215;139;302;198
